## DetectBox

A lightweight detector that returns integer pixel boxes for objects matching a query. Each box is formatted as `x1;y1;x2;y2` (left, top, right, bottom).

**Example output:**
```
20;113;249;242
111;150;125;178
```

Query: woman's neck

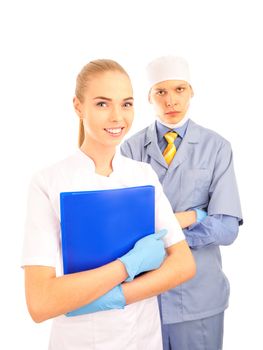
80;140;116;177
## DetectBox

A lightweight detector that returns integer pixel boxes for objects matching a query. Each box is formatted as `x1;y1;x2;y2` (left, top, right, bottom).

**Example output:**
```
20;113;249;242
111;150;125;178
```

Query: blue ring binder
60;186;155;274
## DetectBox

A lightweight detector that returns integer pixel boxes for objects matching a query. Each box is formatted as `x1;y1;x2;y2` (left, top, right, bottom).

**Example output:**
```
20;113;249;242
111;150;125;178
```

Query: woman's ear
190;86;194;98
73;96;82;118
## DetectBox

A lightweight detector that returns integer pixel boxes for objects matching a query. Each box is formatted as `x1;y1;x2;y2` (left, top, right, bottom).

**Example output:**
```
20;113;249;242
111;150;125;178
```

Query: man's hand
175;209;207;228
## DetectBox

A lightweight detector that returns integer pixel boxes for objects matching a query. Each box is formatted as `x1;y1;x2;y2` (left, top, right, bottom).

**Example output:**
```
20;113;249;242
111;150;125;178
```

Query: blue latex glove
194;208;208;223
119;229;167;282
66;284;125;317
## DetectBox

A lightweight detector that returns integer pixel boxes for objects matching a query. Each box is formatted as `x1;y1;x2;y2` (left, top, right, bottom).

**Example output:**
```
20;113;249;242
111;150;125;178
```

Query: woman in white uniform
22;59;196;350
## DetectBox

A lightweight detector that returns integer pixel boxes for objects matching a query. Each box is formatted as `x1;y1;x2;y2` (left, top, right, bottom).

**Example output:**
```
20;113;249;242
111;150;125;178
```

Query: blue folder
60;185;155;275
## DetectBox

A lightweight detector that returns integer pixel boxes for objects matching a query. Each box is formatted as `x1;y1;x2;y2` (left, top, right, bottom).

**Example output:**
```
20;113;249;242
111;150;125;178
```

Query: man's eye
157;91;165;96
177;87;185;93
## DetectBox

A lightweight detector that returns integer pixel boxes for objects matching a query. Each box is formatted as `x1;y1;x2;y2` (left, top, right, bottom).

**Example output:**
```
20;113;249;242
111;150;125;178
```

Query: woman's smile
104;127;124;137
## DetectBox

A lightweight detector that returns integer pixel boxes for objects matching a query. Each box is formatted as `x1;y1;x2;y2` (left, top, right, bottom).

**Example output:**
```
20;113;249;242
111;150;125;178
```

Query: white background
0;0;262;349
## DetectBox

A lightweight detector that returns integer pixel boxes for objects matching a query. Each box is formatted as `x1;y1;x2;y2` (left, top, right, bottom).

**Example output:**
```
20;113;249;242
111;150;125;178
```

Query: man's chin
161;114;183;124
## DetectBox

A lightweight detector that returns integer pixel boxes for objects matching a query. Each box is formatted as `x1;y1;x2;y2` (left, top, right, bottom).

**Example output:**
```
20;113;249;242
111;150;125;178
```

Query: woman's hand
66;284;125;317
119;229;167;281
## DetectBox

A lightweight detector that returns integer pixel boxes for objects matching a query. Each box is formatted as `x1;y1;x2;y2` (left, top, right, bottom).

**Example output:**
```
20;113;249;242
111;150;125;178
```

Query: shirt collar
156;119;189;143
76;147;122;174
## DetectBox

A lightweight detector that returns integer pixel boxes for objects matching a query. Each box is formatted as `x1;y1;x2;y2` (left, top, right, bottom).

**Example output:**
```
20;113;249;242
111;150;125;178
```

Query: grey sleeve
184;214;239;249
208;142;243;224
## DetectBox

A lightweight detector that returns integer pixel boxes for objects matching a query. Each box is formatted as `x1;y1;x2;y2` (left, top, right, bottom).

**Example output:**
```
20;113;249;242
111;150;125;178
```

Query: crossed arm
24;240;195;323
175;211;197;229
122;240;194;304
175;211;239;249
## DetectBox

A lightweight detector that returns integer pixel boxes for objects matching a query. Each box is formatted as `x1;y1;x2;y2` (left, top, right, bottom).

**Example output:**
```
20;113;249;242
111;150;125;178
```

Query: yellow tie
163;131;178;165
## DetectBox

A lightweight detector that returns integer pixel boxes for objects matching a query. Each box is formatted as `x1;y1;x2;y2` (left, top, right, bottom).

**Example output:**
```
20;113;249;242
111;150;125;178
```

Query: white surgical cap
146;55;191;90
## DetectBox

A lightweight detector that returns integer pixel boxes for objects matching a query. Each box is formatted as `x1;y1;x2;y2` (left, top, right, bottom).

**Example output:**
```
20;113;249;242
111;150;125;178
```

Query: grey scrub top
121;119;243;324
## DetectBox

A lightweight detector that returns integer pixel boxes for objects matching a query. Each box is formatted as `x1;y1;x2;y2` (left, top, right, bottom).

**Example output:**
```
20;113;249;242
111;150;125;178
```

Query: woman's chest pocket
180;168;211;208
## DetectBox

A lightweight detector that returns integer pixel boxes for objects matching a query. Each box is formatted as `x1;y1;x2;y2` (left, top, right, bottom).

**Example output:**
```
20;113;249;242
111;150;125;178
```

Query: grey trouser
161;312;224;350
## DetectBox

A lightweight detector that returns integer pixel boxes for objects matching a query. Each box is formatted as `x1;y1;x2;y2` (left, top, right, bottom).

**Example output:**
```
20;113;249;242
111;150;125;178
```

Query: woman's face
75;71;134;149
149;80;193;124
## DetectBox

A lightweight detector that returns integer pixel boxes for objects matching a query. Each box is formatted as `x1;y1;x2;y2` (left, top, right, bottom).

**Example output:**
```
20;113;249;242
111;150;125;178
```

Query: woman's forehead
85;71;133;99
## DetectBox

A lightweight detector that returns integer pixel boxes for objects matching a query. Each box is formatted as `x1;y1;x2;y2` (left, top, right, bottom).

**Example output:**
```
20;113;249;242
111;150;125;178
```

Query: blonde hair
75;59;130;147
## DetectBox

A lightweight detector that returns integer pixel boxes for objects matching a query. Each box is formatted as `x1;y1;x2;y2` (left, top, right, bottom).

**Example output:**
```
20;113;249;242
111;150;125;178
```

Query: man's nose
166;94;177;107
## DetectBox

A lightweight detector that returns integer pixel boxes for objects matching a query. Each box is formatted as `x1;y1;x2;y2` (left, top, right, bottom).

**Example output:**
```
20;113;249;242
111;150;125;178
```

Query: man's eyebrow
154;84;187;90
123;97;134;101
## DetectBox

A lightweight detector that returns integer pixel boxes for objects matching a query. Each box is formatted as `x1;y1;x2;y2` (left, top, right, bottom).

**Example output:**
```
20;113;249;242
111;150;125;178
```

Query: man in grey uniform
121;56;243;350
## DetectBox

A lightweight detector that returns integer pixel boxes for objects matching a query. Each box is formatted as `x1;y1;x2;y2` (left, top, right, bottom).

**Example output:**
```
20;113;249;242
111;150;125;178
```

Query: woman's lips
104;127;124;137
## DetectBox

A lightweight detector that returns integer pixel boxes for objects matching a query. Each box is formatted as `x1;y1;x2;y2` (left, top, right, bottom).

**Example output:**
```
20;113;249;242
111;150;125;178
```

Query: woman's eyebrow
93;96;112;101
93;97;133;101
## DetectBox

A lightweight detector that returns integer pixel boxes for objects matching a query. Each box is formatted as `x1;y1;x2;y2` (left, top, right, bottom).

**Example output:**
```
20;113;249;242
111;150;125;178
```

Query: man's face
149;80;193;124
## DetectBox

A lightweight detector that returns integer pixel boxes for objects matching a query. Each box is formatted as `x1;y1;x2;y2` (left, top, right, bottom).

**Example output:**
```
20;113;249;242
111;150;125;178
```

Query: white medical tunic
22;149;185;350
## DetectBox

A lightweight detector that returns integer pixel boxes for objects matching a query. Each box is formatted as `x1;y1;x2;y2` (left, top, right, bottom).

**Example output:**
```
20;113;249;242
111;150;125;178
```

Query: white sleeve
21;172;60;267
147;167;185;248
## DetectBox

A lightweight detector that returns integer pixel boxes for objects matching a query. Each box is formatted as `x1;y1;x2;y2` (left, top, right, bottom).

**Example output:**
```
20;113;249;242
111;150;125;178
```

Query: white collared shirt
22;149;184;350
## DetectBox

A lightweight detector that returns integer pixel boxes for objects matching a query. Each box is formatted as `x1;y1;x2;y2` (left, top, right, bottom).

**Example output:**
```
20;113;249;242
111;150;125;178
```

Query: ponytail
78;119;85;147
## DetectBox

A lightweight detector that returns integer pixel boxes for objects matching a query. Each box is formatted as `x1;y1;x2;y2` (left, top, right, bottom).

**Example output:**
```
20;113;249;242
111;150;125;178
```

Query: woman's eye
96;101;107;107
157;90;165;96
124;102;133;108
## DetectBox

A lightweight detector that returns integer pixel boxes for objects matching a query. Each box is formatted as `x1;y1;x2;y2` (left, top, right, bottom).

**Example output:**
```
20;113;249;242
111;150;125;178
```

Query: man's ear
73;96;82;118
148;91;152;104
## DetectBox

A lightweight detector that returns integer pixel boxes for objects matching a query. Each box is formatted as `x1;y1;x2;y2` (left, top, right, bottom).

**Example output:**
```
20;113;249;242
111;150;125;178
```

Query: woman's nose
110;106;123;122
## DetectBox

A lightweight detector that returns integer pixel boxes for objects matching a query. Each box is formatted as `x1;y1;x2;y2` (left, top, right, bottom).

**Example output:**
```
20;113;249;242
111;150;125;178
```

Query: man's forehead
152;80;189;89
